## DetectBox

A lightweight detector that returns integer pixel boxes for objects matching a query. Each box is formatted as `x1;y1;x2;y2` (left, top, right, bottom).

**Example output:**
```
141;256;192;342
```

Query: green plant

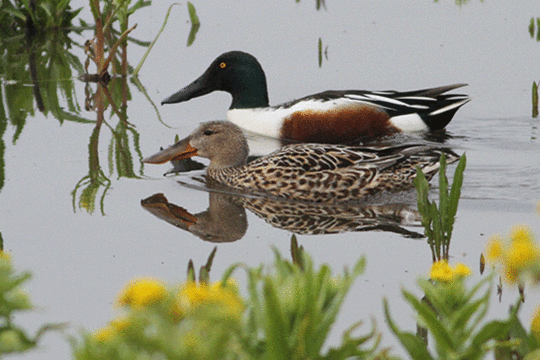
414;153;466;261
0;0;82;33
71;241;387;359
384;261;515;360
0;252;63;354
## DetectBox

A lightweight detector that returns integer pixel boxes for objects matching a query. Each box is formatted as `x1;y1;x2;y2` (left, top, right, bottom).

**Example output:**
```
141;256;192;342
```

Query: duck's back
208;143;457;203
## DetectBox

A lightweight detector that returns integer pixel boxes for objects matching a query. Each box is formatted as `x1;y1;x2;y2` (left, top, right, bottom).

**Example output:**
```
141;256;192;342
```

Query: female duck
144;121;458;203
161;51;470;144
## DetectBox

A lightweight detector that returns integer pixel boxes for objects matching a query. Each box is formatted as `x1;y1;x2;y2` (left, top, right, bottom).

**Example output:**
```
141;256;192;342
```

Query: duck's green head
162;51;269;109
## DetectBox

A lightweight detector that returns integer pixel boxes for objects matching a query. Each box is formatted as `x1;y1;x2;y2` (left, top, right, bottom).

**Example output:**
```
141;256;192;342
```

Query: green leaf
530;17;535;38
187;2;200;47
263;278;290;360
533;81;539;118
318;38;323;68
448;154;466;221
383;298;434;360
467;320;512;357
438;153;449;234
402;290;456;351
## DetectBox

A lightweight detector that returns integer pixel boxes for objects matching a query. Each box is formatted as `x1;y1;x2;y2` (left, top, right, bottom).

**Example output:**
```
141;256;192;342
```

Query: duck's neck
229;79;270;109
207;166;245;187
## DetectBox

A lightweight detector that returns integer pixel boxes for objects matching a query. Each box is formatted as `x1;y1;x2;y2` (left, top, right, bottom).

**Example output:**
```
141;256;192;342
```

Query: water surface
0;1;539;358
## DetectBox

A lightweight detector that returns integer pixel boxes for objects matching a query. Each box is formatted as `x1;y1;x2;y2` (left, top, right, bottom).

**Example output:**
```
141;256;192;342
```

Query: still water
1;1;539;358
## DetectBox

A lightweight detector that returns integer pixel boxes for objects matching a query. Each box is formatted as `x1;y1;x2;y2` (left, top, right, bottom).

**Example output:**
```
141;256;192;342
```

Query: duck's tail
413;84;471;131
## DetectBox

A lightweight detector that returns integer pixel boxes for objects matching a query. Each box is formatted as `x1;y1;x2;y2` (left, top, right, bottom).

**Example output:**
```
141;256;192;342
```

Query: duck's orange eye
219;62;226;69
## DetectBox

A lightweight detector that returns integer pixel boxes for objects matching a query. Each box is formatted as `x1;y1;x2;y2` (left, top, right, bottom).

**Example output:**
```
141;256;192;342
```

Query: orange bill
143;137;197;164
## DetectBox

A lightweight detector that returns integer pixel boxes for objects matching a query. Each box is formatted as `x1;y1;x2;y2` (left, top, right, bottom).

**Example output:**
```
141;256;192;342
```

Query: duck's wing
249;143;403;172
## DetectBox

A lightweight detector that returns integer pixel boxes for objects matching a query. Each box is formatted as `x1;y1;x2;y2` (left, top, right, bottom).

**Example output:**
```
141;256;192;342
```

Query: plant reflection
72;0;157;214
0;8;91;198
141;190;425;243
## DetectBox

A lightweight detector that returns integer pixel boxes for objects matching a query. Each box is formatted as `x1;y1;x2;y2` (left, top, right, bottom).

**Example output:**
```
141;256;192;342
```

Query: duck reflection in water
141;190;426;242
141;192;247;243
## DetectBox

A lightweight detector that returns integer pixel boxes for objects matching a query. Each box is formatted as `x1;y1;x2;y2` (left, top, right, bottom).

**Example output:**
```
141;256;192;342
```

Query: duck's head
143;121;250;170
161;51;269;109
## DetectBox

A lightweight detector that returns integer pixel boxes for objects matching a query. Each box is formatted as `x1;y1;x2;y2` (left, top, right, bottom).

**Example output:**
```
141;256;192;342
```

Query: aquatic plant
71;243;386;360
384;261;517;360
529;17;540;117
414;153;466;261
0;0;82;34
0;251;63;355
485;225;540;287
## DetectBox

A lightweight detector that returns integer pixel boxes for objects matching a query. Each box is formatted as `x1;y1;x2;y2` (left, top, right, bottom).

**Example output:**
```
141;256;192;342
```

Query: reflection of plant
0;28;90;139
433;0;478;6
72;124;111;215
0;251;63;355
529;17;540;118
414;153;466;262
0;0;81;33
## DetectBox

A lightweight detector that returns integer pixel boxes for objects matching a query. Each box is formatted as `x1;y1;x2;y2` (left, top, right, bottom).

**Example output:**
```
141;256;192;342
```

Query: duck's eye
219;62;226;69
203;129;214;136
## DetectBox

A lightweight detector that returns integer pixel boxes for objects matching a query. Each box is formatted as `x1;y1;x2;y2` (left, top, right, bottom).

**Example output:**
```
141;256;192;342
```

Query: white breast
227;98;356;138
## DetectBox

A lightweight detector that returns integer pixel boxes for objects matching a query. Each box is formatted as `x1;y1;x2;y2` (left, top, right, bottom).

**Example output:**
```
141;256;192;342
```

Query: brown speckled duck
143;121;459;203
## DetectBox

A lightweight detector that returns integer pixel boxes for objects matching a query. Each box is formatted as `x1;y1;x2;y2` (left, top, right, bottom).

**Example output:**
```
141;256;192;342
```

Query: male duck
161;51;470;144
143;121;458;203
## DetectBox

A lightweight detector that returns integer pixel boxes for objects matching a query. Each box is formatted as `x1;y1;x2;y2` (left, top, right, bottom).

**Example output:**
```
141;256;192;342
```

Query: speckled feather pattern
208;143;456;203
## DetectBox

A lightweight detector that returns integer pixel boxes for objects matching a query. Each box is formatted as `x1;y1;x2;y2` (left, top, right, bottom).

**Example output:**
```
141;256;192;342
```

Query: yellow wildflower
510;225;533;243
430;260;453;282
503;240;539;284
506;239;539;269
430;260;471;282
93;325;116;342
117;277;167;309
454;263;472;277
485;236;504;262
486;225;540;285
178;280;244;318
531;306;540;341
93;316;130;343
109;316;130;332
0;251;11;262
179;281;210;308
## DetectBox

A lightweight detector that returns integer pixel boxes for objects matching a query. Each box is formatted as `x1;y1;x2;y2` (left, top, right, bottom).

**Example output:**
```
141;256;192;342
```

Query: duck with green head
161;51;470;144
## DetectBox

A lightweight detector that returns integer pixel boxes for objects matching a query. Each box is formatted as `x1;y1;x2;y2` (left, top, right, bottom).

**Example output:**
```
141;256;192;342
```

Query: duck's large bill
143;137;198;164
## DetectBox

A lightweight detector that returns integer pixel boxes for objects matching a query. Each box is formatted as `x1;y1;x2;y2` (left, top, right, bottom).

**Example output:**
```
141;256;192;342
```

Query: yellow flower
0;251;11;262
454;263;472;277
178;280;244;318
531;306;540;341
93;325;115;342
117;277;167;309
486;225;540;285
510;225;533;243
93;316;130;343
430;260;471;282
485;236;504;262
179;281;210;308
503;240;539;284
109;316;130;332
506;240;539;269
430;260;453;282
